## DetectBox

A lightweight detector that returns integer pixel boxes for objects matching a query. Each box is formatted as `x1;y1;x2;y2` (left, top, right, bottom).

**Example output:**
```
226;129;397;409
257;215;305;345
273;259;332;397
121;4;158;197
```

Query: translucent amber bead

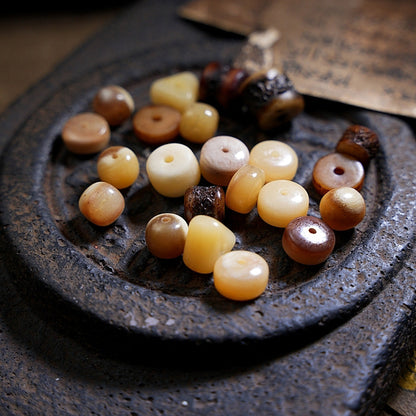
150;71;199;113
225;165;266;214
184;185;225;223
145;213;188;259
78;181;125;226
182;215;236;274
97;146;139;189
282;216;335;265
213;250;269;301
179;102;219;143
146;143;200;198
319;186;366;231
257;180;309;228
249;140;298;182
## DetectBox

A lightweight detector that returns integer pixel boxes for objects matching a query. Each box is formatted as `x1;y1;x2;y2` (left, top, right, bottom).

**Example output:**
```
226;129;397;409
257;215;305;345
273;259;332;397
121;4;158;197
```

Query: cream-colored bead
150;71;199;113
249;140;298;182
182;215;236;274
257;180;309;227
146;143;200;198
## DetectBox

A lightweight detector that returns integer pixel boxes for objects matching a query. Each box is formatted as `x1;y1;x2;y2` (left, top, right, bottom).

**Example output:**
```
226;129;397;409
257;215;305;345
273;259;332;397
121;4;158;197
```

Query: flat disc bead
249;140;298;182
257;180;309;228
225;164;266;214
213;250;269;301
319;186;366;231
282;216;335;265
146;143;200;198
312;152;364;196
199;135;249;186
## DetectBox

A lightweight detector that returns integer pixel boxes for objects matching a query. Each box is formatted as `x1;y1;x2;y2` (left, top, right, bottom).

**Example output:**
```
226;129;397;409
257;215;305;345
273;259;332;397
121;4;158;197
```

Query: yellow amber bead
249;140;298;182
213;250;269;301
150;71;199;113
225;165;266;214
257;180;309;228
182;215;236;274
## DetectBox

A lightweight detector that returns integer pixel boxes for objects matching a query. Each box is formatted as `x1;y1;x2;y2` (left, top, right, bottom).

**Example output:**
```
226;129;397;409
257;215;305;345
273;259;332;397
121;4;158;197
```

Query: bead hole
152;114;162;122
221;147;229;153
334;167;345;175
164;155;174;163
308;227;317;234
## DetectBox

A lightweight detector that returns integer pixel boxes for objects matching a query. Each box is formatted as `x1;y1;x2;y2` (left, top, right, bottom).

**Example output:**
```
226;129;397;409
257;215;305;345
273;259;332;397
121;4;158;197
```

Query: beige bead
146;143;200;197
199;135;249;186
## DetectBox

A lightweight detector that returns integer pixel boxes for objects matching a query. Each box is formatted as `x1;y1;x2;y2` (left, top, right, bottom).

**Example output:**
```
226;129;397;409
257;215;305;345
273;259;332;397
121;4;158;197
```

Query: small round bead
145;213;188;259
225;164;266;214
146;143;200;198
61;112;110;154
150;71;199;113
249;140;298;182
92;85;134;126
184;185;225;223
182;215;236;274
78;181;125;226
97;146;139;189
179;102;219;143
199;135;249;186
312;152;365;196
213;250;269;301
319;187;366;231
133;105;181;145
282;216;335;265
257;180;309;228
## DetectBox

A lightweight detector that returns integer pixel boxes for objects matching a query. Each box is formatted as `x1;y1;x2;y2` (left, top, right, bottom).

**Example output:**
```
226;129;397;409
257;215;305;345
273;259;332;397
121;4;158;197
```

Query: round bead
179;102;219;143
150;71;199;113
92;85;134;126
184;185;225;223
249;140;298;182
97;146;139;189
146;143;200;198
312;152;365;196
319;186;366;231
282;216;336;265
133;105;181;145
225;164;266;214
213;250;269;301
145;213;188;259
78;181;125;226
199;135;249;186
182;215;236;274
61;112;110;154
257;180;309;228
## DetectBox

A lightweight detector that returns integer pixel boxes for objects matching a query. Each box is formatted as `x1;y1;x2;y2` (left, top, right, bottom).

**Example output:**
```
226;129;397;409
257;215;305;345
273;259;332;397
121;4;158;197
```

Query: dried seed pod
184;185;225;223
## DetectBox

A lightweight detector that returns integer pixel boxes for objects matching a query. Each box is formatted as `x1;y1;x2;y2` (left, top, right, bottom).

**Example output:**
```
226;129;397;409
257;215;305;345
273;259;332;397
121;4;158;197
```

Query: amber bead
312;152;365;196
319;187;366;231
133;105;181;145
199;135;249;186
282;216;335;265
184;185;225;223
92;85;134;126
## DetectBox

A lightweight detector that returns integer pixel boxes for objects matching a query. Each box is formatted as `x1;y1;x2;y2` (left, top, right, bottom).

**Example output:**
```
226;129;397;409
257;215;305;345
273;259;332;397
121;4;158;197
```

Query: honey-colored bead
78;181;125;226
179;102;219;143
249;140;298;182
257;180;309;228
61;112;110;154
145;213;188;259
133;105;181;145
213;250;269;301
184;185;225;223
312;152;365;196
282;216;335;265
199;135;249;186
146;143;200;198
182;215;236;274
150;71;199;113
225;165;266;214
319;187;366;231
92;85;134;126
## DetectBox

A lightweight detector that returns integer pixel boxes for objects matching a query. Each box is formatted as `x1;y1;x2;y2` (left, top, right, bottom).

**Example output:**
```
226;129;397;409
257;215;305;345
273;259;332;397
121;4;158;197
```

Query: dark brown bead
184;185;225;223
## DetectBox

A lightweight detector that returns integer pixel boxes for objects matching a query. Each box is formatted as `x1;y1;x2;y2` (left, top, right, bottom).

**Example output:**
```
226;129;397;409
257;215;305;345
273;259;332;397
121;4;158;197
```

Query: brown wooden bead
312;152;365;196
336;125;379;167
184;185;225;223
133;105;181;145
